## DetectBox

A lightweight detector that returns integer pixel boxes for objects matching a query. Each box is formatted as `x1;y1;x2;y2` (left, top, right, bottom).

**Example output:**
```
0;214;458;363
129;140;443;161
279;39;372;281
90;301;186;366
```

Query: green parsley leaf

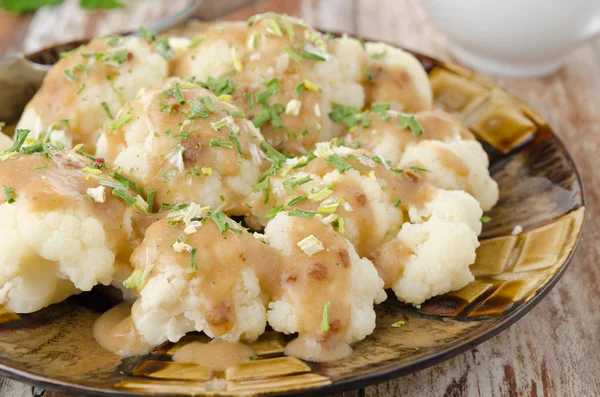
409;165;428;173
328;103;361;128
394;199;402;208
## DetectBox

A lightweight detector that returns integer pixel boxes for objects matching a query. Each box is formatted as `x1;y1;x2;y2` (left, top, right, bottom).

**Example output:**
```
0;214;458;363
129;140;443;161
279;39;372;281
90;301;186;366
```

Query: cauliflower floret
0;151;143;313
407;188;483;235
265;212;386;362
345;109;474;165
129;213;280;346
399;139;499;212
0;133;12;152
17;35;168;151
365;42;432;112
171;15;367;155
97;80;265;215
372;220;478;305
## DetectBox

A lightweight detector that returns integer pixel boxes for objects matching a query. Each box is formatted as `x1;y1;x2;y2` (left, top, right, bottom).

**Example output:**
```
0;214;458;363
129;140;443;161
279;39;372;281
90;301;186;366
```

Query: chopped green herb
391;320;405;328
189;35;205;48
122;266;152;290
321;301;331;334
480;216;491;224
398;113;423;136
249;355;259;361
76;84;86;94
301;50;326;61
260;141;287;162
284;45;303;63
370;50;387;60
110;172;137;190
228;132;244;155
288;208;316;218
394;199;402;208
108;113;131;131
3;185;15;203
287;195;307;206
112;189;137;206
283;175;312;192
265;205;284;219
328;103;361;128
371;103;390;112
210;140;233;149
147;188;156;213
101;102;114;119
5;129;30;153
391;168;404;174
139;26;156;41
325;154;352;174
154;37;171;59
22;142;44;154
409;165;428;172
252;109;271;128
199;95;217;112
190;248;198;270
64;69;77;82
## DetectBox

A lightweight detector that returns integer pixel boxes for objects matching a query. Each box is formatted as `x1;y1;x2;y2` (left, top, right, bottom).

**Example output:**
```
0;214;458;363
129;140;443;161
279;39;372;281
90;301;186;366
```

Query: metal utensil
0;0;201;124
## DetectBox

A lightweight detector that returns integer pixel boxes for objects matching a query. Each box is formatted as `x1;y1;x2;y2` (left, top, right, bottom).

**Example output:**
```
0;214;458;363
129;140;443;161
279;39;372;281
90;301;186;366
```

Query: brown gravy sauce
172;341;256;372
101;83;264;215
0;152;141;262
93;302;152;356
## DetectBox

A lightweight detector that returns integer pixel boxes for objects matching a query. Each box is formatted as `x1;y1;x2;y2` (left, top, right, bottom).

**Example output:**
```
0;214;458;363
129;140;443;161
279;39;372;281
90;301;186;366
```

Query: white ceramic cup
421;0;600;78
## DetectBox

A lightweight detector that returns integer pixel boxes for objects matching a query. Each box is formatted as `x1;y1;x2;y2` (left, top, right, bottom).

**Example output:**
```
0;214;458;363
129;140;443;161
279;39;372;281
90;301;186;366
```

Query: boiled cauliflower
96;80;266;215
364;42;432;112
129;206;280;345
17;35;168;151
399;139;499;211
372;220;478;305
264;212;386;362
171;15;367;154
344;109;474;165
0;149;144;313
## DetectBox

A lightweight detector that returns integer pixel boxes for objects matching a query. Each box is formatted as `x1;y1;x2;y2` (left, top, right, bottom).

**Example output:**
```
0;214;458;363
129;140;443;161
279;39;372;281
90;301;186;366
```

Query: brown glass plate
0;36;585;396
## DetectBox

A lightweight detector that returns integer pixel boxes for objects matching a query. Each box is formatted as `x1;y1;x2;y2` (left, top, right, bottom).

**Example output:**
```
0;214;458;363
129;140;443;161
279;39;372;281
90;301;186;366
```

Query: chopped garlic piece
172;241;193;252
86;186;106;203
285;99;302;116
297;234;324;256
313;103;321;118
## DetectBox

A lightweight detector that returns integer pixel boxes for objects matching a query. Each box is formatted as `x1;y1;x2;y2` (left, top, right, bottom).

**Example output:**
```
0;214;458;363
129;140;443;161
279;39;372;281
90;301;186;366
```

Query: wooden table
0;1;598;396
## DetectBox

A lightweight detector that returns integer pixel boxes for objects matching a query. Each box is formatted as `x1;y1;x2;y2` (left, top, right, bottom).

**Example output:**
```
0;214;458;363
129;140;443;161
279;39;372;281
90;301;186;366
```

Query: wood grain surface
0;0;598;396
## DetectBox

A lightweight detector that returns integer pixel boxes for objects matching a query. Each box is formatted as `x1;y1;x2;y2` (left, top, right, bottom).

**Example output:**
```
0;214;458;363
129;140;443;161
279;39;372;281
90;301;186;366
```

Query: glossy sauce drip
26;38;142;148
172;341;256;372
93;302;152;356
371;237;413;288
434;145;470;177
281;216;353;362
101;83;265;214
130;219;283;337
0;152;139;261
